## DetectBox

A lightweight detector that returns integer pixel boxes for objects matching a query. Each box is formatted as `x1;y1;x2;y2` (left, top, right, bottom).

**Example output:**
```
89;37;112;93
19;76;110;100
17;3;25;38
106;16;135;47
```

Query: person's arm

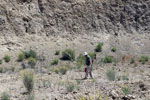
90;58;93;65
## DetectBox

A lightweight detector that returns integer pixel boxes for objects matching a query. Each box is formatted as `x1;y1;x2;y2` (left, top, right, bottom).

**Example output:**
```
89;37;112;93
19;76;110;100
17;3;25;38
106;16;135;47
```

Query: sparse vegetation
121;86;130;95
11;67;15;72
18;52;25;62
61;49;75;61
1;92;10;100
95;42;103;52
22;70;34;94
140;56;149;64
106;68;116;81
130;58;135;64
66;82;75;92
0;67;3;73
28;57;37;68
0;59;2;64
4;55;10;63
111;47;116;52
51;59;59;65
59;66;68;75
27;93;35;100
55;50;60;55
77;54;85;65
122;75;129;81
88;52;96;60
104;56;113;63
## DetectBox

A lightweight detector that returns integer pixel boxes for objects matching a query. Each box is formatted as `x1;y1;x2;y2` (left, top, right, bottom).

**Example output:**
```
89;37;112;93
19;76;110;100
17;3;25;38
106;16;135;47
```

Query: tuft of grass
140;56;149;64
0;67;3;73
77;54;85;65
104;56;113;63
51;59;59;65
122;86;130;95
130;58;135;64
106;68;116;81
122;75;129;81
4;55;10;63
18;52;25;62
95;42;103;52
59;66;68;75
11;67;15;72
66;82;75;92
28;57;37;68
111;47;116;52
27;93;34;100
88;52;96;60
0;59;2;64
55;50;60;55
61;49;75;61
22;70;34;94
1;92;10;100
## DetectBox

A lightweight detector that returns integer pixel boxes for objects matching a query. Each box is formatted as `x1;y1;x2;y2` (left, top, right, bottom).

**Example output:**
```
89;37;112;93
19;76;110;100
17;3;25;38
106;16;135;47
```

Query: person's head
84;52;88;57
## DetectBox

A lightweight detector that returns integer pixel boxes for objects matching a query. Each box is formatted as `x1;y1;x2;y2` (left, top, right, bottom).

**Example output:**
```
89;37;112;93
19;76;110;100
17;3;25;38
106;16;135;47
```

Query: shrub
0;60;2;64
55;50;60;55
77;54;85;65
22;70;34;93
51;59;59;65
28;57;37;68
104;56;113;63
18;53;25;62
11;67;15;72
66;82;75;92
122;86;130;95
61;49;75;61
1;92;10;100
24;49;37;59
95;42;103;52
53;67;59;74
4;55;10;62
130;58;135;64
0;67;3;73
106;69;116;81
111;47;116;52
140;56;149;64
59;66;68;75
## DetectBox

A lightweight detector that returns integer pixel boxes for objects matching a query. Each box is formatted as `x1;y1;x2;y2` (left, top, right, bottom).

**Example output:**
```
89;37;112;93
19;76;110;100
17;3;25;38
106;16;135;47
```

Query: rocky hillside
0;0;150;54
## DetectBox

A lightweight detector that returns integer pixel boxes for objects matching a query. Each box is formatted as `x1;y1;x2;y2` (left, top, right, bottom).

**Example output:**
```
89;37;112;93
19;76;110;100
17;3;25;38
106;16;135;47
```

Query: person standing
83;52;93;80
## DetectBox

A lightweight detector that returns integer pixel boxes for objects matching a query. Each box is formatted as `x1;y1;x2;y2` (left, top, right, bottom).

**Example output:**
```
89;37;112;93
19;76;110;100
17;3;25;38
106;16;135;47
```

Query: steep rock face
0;0;150;53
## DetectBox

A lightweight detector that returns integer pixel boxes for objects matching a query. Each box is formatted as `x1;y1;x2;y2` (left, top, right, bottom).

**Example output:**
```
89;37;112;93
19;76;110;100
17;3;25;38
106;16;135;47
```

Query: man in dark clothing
83;52;93;80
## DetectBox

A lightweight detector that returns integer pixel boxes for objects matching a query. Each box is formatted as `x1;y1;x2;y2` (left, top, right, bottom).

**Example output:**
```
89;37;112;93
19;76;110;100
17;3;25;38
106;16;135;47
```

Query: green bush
1;92;10;100
28;57;37;68
59;66;68;75
53;67;59;74
95;42;103;52
55;50;60;55
51;59;59;65
111;47;116;52
106;69;116;81
140;56;149;64
130;58;135;64
24;49;37;59
4;55;10;62
104;56;113;63
22;70;34;93
122;86;130;95
18;53;25;62
61;49;75;61
66;82;75;92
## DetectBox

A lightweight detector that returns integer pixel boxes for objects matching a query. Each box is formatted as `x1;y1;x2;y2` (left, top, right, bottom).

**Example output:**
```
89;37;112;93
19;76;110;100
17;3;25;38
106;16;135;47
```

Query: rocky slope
0;0;150;54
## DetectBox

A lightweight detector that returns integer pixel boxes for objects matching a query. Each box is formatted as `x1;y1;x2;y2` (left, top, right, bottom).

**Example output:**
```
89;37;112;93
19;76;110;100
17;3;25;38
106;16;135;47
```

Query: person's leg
89;67;93;79
84;66;89;79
